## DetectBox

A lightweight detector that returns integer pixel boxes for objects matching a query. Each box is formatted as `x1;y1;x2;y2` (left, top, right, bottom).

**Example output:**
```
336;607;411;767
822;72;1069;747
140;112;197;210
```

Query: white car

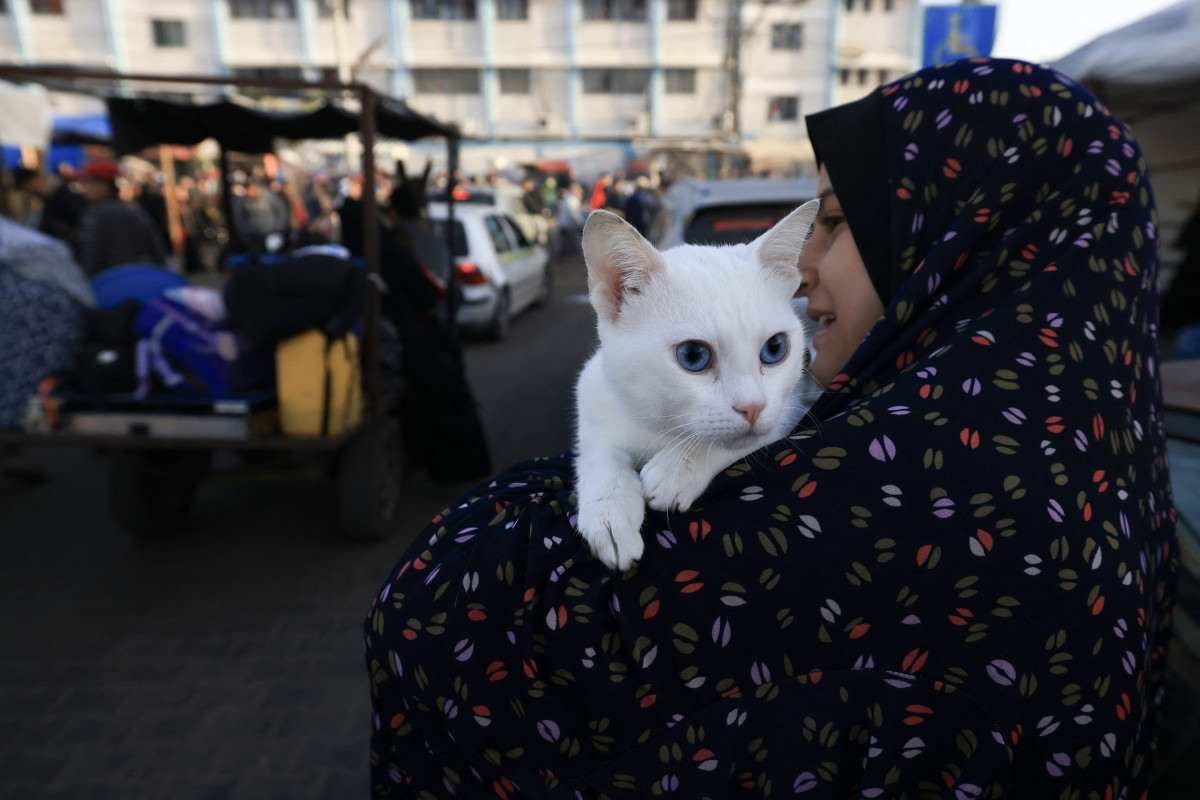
649;177;819;250
428;202;551;339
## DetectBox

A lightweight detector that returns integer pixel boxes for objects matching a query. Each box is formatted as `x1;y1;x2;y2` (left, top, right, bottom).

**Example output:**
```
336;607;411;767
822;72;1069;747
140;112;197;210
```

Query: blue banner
922;4;998;68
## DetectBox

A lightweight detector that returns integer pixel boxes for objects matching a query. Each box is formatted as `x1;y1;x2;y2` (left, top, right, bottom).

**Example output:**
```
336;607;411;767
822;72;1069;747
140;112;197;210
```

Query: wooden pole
159;145;185;269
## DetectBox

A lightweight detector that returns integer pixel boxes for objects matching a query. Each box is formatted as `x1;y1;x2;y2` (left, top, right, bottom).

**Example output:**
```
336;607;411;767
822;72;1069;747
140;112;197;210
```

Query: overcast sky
922;0;1182;64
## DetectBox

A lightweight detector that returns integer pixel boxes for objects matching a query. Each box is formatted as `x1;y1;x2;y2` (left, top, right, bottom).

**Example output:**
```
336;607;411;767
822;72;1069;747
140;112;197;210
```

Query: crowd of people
4;156;667;278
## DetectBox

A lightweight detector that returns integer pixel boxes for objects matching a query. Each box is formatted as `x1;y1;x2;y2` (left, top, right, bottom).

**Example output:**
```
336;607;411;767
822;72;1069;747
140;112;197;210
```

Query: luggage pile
15;245;370;442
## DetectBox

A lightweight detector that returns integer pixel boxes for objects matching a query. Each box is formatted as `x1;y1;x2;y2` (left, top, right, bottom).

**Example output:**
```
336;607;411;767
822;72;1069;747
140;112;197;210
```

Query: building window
862;0;873;11
664;68;695;94
410;0;476;20
857;68;869;85
838;68;850;85
30;0;64;14
498;68;531;94
413;68;480;94
884;0;895;9
877;68;889;84
667;0;697;20
770;23;803;50
582;68;650;94
843;0;853;11
496;0;527;19
152;19;187;48
583;0;646;22
0;0;8;12
317;0;351;18
228;0;297;19
767;96;799;122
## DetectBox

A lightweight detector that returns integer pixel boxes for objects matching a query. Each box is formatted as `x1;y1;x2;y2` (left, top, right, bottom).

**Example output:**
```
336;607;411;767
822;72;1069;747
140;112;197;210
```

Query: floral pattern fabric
365;58;1177;798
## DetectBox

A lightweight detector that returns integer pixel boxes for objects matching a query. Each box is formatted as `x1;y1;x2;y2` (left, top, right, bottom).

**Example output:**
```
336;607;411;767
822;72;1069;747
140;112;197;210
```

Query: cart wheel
108;451;208;539
337;418;403;541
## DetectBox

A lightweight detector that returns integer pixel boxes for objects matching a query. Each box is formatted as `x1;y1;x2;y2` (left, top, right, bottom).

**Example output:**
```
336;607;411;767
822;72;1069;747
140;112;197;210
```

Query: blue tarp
3;114;112;170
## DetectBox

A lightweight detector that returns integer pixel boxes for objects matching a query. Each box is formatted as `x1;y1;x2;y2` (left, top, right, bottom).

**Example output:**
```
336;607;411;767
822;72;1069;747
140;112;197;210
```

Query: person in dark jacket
382;167;492;484
75;160;167;276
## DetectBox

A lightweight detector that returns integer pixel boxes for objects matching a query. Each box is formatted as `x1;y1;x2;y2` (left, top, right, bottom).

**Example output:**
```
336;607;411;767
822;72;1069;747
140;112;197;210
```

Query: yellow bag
276;330;363;437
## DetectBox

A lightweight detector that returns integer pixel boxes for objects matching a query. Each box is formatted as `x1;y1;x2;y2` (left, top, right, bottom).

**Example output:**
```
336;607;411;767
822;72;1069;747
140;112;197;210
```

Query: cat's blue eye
675;340;713;373
760;333;789;365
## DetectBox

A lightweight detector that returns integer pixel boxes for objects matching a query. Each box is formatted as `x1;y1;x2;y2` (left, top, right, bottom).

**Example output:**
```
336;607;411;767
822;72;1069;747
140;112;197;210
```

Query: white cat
574;200;821;570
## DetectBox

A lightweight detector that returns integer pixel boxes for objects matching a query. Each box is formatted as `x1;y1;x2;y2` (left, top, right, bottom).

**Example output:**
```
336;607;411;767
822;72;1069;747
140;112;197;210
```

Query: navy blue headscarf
366;59;1178;798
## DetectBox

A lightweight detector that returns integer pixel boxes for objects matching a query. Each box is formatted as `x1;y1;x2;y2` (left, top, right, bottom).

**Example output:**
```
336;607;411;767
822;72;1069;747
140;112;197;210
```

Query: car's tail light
455;261;488;285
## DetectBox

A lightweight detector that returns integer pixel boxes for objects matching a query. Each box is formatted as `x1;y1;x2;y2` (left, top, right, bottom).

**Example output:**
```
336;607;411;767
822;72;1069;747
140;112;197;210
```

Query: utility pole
725;0;744;139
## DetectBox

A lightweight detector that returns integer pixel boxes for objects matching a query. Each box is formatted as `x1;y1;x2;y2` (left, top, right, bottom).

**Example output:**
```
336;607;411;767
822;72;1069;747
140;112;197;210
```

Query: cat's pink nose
734;403;764;427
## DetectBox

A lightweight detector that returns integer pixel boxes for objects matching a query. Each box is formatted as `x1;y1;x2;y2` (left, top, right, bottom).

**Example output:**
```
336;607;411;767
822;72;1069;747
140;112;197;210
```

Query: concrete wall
27;0;112;66
122;0;222;74
492;0;569;67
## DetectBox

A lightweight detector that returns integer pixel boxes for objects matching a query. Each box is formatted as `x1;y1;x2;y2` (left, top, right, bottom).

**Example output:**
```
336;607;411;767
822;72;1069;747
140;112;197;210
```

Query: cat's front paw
640;450;709;513
576;489;646;571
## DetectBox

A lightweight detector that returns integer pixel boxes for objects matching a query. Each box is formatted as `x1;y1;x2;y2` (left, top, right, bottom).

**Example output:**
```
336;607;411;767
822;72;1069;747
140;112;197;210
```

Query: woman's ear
754;198;820;293
582;210;665;323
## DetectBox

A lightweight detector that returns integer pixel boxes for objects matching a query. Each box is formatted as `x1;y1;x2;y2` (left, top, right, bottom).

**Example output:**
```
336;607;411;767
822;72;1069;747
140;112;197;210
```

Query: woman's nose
796;267;818;296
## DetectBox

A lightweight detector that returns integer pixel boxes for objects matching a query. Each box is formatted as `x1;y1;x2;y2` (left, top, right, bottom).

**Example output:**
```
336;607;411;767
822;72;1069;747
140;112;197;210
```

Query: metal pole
445;136;460;324
359;85;382;419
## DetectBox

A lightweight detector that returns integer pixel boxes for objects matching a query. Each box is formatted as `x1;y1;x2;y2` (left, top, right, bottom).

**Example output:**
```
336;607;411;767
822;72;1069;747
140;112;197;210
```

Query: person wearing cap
75;159;167;276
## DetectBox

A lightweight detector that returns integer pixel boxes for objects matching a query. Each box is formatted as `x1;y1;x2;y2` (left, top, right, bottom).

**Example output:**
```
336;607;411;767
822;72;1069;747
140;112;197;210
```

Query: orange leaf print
643;599;661;620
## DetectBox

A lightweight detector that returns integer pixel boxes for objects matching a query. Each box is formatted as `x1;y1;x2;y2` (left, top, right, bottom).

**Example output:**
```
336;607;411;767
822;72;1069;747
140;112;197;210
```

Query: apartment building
0;0;918;172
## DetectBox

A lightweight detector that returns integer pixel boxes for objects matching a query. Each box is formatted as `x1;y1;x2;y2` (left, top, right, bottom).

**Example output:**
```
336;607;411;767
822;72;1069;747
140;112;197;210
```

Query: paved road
0;255;596;799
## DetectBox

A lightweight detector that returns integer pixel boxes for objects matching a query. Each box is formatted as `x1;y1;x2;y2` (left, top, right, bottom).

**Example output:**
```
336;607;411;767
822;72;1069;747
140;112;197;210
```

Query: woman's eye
760;333;789;365
675;340;713;373
819;214;845;232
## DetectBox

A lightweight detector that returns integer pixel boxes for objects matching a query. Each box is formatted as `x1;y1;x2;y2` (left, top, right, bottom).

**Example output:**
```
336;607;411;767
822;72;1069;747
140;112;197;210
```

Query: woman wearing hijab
364;59;1177;797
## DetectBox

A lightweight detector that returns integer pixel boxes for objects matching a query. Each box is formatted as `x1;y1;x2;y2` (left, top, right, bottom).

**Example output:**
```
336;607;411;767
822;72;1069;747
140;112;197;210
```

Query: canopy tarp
107;95;458;156
1054;1;1200;271
1054;1;1200;111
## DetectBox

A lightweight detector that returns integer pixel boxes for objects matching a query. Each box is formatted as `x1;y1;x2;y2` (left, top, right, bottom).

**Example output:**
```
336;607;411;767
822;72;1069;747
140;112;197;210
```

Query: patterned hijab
366;58;1178;798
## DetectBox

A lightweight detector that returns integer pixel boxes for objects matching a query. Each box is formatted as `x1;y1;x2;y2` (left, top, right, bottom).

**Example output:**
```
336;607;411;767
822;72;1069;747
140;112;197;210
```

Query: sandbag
276;330;362;438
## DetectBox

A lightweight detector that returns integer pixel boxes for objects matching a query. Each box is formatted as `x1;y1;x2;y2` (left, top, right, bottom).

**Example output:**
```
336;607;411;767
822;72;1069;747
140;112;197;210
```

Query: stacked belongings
60;265;278;438
43;247;366;441
224;246;367;438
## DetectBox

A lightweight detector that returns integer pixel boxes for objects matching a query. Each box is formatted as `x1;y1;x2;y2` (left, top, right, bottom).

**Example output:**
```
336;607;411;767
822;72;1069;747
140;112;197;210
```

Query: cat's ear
753;198;820;292
582;210;665;322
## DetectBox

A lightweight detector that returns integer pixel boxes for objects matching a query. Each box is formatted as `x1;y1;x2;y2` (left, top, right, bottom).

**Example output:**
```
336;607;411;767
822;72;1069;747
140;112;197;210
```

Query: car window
429;219;469;257
500;215;531;250
484;215;512;254
683;202;806;246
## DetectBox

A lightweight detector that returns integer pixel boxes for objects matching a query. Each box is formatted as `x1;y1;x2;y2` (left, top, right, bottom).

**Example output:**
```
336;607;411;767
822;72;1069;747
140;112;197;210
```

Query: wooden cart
0;66;463;541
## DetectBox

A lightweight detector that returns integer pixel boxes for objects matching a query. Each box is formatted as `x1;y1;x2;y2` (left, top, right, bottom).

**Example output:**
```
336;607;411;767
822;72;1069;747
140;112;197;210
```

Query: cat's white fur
574;200;820;570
